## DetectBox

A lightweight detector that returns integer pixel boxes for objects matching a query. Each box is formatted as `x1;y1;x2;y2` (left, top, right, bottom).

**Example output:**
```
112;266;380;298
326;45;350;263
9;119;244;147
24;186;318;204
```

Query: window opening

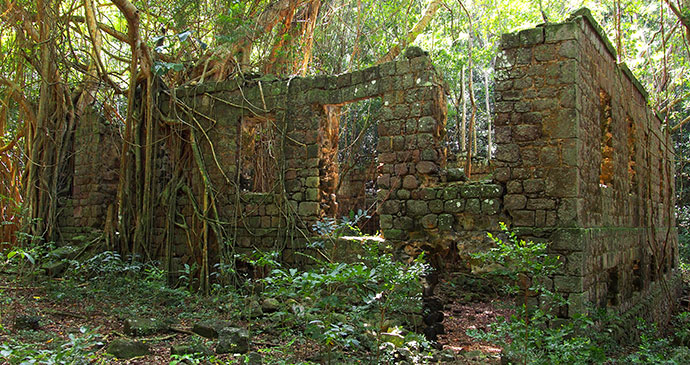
239;115;277;192
321;98;381;234
606;267;619;306
599;90;613;187
626;116;637;193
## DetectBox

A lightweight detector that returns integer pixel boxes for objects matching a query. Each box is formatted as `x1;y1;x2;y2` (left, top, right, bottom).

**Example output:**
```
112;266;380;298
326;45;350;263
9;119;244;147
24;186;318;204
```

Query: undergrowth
469;222;690;365
2;217;690;364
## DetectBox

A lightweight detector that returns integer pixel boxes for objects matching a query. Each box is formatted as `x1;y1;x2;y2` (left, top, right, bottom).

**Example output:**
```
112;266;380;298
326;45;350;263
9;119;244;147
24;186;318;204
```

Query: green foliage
468;223;605;364
623;317;690;364
0;327;101;364
259;212;429;361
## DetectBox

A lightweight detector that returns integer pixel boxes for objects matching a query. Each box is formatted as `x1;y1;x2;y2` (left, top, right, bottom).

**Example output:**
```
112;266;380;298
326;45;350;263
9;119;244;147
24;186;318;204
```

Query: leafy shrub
259;212;429;361
468;223;605;364
0;327;101;364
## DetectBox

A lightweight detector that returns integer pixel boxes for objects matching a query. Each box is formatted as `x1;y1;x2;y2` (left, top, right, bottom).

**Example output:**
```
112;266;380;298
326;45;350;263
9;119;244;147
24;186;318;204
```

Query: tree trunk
375;0;443;64
460;66;467;152
484;71;492;160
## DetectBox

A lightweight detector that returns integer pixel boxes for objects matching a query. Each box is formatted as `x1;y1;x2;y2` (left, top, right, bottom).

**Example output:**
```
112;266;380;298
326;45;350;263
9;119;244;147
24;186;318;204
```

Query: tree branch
375;0;443;64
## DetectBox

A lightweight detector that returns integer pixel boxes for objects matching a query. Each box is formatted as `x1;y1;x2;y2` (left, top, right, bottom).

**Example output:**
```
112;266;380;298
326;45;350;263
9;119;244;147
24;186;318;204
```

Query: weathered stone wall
494;8;678;322
58;108;120;242
150;54;448;273
57;8;678;325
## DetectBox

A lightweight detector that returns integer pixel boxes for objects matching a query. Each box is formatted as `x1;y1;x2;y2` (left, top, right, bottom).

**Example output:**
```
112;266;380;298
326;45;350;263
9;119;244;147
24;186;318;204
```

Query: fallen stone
170;342;213;356
124;317;169;336
261;297;280;313
246;351;263;364
14;314;40;331
46;246;78;260
216;327;249;354
192;320;234;339
248;299;263;318
106;339;150;359
446;167;467;182
42;261;68;277
404;46;427;59
125;318;169;336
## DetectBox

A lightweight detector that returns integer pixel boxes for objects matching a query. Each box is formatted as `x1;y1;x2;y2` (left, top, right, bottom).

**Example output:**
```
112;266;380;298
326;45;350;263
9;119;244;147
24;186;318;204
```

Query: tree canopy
2;0;690;246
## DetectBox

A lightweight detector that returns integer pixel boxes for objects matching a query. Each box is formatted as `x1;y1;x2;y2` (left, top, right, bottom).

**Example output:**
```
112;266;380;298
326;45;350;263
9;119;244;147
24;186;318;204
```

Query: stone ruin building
58;9;679;326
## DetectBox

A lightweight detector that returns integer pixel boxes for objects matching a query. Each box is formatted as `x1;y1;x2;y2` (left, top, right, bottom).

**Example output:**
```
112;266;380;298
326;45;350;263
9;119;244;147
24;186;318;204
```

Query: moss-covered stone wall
57;8;678;325
494;8;678;322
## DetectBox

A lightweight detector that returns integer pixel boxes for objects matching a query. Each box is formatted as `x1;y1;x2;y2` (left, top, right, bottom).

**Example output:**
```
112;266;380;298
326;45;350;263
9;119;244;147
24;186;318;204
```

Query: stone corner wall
495;11;679;324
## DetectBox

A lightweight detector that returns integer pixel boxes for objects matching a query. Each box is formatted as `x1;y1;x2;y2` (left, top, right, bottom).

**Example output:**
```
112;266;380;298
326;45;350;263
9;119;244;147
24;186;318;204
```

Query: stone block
216;327;249;354
527;198;556;210
429;199;444;213
192;320;234;339
418;116;436;133
420;214;438;229
554;275;583;293
523;179;545;193
465;199;481;214
514;124;541;142
516;48;532;64
393;136;406;151
402;175;419;189
561;139;578;166
458;185;482;198
481;199;501;215
540;146;559;166
550;228;587;251
305;188;319;201
558;40;580;59
406;200;429;216
545;167;579;197
381;200;401;215
397;189;411;199
417;133;434;148
515;101;531;113
501;32;520;49
495;126;512;143
421;149;438;161
544;21;581;43
519;28;544;46
511;210;535;226
480;184;504;198
567;292;587;317
565;251;584;275
504;194;527;210
405;134;417;149
395;216;415;230
434;213;452;231
416;161;437;174
380;62;395;76
298;202;320;216
380;214;393;229
494;167;510;182
495;144;520;163
383;229;406;240
550;108;579;139
520;112;543;124
444;199;465;213
305;176;320;187
106;339;150;359
559;60;579;83
506;181;523;193
418;187;437;200
534;44;556;61
396;59;410;75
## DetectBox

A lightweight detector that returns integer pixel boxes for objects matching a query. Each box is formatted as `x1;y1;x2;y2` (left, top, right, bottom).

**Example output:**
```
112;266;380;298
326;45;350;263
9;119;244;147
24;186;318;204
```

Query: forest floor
0;270;509;364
